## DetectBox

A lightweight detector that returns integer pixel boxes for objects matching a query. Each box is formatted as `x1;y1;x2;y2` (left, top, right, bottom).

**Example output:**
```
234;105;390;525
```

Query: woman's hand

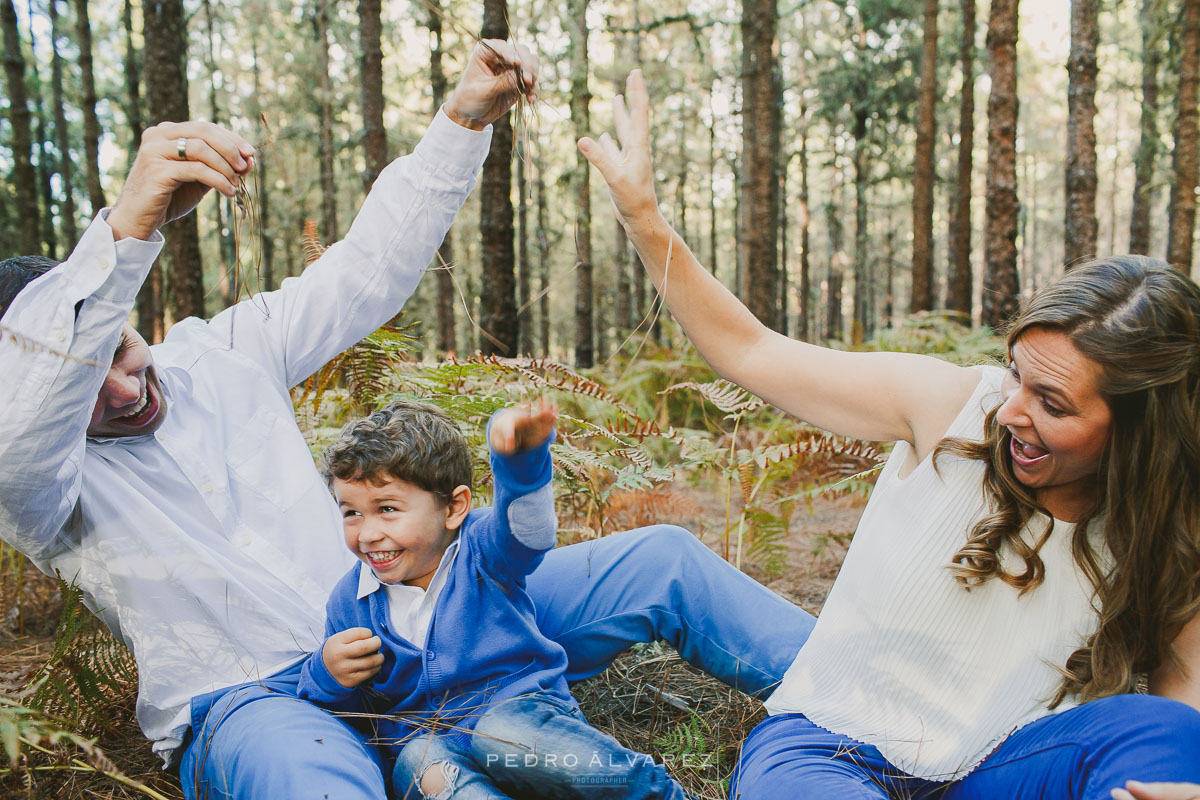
321;627;384;689
445;39;539;131
107;121;254;241
490;397;557;455
577;69;664;237
1113;781;1200;800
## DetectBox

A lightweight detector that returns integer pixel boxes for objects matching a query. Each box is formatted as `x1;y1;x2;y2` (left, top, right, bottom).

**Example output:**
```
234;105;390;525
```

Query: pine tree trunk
73;0;104;213
947;0;976;315
911;0;939;312
428;0;455;355
480;0;518;356
50;0;77;246
517;138;532;356
1130;0;1164;256
1064;0;1099;267
852;107;870;342
2;0;40;255
314;0;338;242
30;32;56;258
741;0;782;330
1167;0;1200;271
569;0;593;366
202;0;235;306
358;0;386;192
825;158;846;341
982;0;1021;329
536;154;550;354
250;34;275;293
144;0;205;325
122;0;143;153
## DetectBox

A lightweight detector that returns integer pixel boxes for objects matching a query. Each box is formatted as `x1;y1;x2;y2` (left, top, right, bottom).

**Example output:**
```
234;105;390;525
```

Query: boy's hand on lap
322;627;384;689
490;398;558;455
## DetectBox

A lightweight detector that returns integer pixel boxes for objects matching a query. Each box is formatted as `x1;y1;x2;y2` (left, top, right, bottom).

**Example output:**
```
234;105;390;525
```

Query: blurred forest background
2;0;1197;361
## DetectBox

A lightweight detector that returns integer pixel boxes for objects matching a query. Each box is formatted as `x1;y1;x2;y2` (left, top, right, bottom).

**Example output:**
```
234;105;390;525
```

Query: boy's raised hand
322;627;384;689
490;398;558;455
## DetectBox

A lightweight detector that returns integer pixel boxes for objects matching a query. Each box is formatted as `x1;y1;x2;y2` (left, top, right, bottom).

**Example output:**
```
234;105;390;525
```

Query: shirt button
55;331;66;343
426;652;435;660
98;258;110;270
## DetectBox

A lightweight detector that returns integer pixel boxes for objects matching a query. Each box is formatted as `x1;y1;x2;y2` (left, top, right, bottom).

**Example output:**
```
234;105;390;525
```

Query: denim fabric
393;694;688;799
179;525;812;800
730;695;1200;800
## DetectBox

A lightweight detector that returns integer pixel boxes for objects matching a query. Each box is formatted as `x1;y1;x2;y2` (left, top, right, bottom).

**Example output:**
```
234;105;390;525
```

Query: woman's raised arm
579;71;977;456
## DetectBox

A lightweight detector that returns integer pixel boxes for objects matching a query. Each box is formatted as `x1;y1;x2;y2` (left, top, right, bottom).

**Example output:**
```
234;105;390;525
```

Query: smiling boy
298;399;687;799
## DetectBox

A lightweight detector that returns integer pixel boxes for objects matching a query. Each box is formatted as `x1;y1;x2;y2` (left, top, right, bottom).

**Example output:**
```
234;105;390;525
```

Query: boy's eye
379;506;398;514
342;509;360;519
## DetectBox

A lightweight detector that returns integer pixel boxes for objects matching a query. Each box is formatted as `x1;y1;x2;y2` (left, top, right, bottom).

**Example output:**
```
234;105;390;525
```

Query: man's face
87;323;168;437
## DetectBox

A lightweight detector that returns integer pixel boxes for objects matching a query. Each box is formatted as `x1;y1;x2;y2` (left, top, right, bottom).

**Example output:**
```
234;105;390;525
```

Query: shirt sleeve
191;108;492;390
474;415;558;580
0;213;163;560
296;595;367;711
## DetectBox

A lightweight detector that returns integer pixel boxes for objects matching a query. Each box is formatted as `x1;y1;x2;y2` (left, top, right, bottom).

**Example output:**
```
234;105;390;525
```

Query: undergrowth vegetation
0;314;1000;799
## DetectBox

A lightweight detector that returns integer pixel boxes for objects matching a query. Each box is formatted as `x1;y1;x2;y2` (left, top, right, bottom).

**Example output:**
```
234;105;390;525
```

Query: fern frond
302;218;326;264
661;380;767;418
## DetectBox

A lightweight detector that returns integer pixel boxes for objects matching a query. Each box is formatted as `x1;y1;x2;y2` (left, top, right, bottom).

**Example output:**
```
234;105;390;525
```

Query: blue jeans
392;694;688;799
179;525;811;799
729;695;1200;800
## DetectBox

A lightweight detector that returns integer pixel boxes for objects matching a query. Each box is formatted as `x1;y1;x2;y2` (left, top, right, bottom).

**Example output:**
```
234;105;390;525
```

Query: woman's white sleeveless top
763;366;1103;781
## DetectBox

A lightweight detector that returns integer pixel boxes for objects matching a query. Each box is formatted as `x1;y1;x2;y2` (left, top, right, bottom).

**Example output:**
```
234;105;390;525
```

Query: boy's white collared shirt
360;538;460;647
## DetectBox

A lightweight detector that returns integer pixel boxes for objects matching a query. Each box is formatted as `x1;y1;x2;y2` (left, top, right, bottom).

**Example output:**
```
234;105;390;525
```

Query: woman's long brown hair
936;255;1200;704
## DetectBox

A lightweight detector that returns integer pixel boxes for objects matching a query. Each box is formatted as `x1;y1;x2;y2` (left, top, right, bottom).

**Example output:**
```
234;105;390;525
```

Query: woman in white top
579;71;1200;800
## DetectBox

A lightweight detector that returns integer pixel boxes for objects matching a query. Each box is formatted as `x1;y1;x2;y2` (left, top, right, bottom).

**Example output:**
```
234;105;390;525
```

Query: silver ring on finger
176;137;188;160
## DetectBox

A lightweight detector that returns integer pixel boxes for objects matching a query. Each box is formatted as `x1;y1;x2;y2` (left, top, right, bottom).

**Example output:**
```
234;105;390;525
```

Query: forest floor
0;483;867;800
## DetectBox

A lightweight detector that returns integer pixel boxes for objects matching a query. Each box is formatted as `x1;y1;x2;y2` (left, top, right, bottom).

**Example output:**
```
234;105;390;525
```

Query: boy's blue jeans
391;694;688;799
180;525;807;799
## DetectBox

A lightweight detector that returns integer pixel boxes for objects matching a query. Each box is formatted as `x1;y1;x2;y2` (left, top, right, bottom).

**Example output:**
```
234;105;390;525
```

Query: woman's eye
1041;399;1066;418
1007;363;1020;381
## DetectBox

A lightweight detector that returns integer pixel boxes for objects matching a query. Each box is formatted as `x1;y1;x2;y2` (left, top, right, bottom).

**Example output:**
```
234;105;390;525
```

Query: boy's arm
297;594;381;711
476;402;559;579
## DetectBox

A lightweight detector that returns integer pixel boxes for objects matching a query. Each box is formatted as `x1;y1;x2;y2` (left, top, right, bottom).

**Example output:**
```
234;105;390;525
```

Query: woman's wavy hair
936;255;1200;704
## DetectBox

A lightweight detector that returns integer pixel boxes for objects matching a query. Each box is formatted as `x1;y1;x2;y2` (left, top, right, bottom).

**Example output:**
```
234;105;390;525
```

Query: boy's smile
333;475;469;590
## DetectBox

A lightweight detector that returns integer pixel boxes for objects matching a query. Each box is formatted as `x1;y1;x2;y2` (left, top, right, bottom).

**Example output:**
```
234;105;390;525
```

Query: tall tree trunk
1130;0;1165;255
982;0;1020;329
50;0;77;247
569;0;593;366
1064;0;1099;266
123;0;143;153
708;106;719;276
145;0;204;325
202;0;235;306
798;91;811;341
73;0;104;213
28;14;55;259
536;151;550;354
2;0;40;255
947;0;976;315
825;153;846;341
250;35;274;293
428;0;455;354
480;0;518;356
852;107;871;342
1167;0;1200;271
740;0;782;330
358;0;386;192
517;138;532;355
911;0;939;312
314;0;338;242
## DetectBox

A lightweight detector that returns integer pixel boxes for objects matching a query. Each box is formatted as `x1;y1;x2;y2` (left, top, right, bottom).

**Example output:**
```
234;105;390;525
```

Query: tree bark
122;0;143;153
27;11;55;259
982;0;1021;330
1130;0;1165;255
358;0;386;192
1064;0;1099;267
740;0;782;330
144;0;204;326
798;91;811;341
480;0;518;356
250;32;275;293
569;0;593;366
947;0;976;315
825;154;846;341
2;0;41;255
911;0;939;312
1167;0;1200;271
428;0;455;354
536;151;550;354
202;0;236;306
73;0;105;213
50;0;77;246
517;138;532;355
314;0;338;242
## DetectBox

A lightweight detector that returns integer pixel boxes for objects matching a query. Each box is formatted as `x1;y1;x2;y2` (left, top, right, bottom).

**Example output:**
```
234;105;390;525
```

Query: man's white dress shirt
0;110;491;764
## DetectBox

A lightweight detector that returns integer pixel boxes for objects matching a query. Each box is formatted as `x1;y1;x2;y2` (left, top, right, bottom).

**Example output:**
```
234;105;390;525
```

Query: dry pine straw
0;569;767;800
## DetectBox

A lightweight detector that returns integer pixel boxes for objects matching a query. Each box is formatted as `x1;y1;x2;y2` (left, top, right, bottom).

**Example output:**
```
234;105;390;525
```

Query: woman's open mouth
1009;433;1050;467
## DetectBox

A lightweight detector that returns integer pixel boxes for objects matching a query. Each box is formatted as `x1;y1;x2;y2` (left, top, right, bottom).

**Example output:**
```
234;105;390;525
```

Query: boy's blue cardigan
296;431;574;752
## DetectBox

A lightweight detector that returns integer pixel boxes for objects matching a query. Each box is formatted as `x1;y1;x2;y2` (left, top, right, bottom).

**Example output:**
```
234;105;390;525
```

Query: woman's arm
579;71;977;456
1150;612;1200;711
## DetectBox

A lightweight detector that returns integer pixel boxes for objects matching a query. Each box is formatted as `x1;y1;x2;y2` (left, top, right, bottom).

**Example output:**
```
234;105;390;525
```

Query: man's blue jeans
392;694;688;799
179;525;812;799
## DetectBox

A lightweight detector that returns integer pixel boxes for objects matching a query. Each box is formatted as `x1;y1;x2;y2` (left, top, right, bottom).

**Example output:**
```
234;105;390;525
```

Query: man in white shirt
0;40;813;800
